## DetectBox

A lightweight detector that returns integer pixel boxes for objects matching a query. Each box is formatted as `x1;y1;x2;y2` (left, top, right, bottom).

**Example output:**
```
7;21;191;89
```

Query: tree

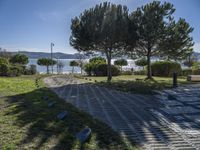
10;54;29;65
183;52;198;68
114;59;128;71
69;60;79;73
70;2;130;82
135;58;147;70
129;1;193;79
37;58;56;74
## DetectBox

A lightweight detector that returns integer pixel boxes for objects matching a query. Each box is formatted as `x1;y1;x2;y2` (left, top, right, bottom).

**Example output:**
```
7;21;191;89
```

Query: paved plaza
44;75;200;150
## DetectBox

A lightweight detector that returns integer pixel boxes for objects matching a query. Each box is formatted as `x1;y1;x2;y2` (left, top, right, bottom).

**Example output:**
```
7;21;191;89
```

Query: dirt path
44;75;200;150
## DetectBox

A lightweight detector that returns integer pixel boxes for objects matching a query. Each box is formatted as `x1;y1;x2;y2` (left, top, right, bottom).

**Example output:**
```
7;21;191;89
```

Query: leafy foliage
37;58;57;74
0;63;9;76
84;58;106;76
89;57;106;63
128;1;193;79
181;69;192;76
135;58;147;67
69;60;79;73
70;2;129;81
183;52;198;68
114;59;128;71
151;61;182;76
10;54;29;65
0;57;9;65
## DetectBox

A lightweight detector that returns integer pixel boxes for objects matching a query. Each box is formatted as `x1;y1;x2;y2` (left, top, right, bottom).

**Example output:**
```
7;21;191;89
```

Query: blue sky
0;0;199;54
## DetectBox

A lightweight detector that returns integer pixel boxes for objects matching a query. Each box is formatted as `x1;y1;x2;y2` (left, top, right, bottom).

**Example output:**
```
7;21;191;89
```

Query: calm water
28;59;140;73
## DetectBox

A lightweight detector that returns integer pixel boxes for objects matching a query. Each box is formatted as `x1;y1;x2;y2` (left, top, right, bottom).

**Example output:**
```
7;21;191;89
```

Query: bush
134;70;147;75
0;63;9;76
24;65;37;75
0;57;9;65
30;65;37;74
151;61;182;77
181;69;192;76
192;69;200;75
7;65;23;77
84;63;94;76
94;64;120;76
120;70;133;75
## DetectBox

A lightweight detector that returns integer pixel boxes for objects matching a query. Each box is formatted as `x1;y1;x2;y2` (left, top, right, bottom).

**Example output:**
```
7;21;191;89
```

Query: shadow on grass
47;75;200;149
2;83;136;149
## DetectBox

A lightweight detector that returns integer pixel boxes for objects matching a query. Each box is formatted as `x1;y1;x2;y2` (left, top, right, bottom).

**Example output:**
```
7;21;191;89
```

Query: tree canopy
114;59;128;71
10;54;29;65
70;1;194;80
135;58;148;69
37;58;56;74
69;60;79;73
128;1;193;79
70;2;130;81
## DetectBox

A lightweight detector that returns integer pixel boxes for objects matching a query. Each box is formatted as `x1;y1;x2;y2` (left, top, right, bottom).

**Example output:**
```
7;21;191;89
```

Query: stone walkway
44;75;200;150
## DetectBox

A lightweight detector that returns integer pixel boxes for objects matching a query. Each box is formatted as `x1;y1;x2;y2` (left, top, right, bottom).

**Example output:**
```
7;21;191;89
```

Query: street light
51;42;54;74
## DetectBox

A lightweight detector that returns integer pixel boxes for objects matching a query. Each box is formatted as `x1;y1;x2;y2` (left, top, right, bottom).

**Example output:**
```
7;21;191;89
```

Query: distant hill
9;51;200;60
12;51;82;59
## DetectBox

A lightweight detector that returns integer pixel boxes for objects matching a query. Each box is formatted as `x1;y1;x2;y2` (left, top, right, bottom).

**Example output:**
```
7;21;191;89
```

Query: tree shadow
2;84;136;150
46;75;200;149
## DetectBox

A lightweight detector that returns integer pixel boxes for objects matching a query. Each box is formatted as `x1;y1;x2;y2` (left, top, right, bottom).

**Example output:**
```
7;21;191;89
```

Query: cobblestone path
44;75;200;150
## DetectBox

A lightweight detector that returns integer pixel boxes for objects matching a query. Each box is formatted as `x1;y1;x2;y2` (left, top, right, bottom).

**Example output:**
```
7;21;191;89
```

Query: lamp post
51;42;54;74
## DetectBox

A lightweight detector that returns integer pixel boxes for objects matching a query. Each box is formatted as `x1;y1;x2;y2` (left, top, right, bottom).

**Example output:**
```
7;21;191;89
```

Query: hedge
151;61;182;77
181;69;192;76
94;64;120;76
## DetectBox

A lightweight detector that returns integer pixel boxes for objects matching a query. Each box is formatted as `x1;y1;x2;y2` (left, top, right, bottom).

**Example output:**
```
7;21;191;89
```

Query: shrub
135;58;147;68
134;70;147;75
84;63;94;76
30;65;37;74
7;65;23;77
10;54;29;65
192;69;200;75
151;61;182;77
0;63;9;76
94;64;120;76
120;70;133;75
0;57;9;65
181;69;192;76
192;62;200;70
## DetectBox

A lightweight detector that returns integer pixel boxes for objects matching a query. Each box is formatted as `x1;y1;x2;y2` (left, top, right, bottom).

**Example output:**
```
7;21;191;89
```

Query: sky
0;0;200;54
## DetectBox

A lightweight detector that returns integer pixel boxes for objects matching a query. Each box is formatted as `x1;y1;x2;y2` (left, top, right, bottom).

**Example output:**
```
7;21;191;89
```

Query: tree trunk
72;67;74;73
146;49;152;79
47;66;49;74
106;51;112;82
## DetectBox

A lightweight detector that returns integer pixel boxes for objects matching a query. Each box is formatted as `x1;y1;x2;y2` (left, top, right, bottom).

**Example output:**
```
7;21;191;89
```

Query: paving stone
45;76;200;150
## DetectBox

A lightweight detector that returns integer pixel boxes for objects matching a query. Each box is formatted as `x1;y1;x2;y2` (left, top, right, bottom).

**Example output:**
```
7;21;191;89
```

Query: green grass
76;75;196;94
0;75;139;150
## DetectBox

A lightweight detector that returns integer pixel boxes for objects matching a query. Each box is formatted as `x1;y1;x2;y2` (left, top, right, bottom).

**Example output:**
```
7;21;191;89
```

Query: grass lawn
0;75;139;150
76;75;196;94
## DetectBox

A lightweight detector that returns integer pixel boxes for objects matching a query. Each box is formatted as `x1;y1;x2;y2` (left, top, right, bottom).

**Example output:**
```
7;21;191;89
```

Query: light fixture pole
51;42;54;74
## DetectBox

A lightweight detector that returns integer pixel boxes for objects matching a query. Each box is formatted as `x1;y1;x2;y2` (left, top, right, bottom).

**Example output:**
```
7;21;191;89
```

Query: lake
28;59;141;73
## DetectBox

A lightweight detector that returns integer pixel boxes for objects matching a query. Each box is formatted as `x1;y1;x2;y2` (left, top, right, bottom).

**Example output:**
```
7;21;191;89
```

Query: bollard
173;72;178;88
